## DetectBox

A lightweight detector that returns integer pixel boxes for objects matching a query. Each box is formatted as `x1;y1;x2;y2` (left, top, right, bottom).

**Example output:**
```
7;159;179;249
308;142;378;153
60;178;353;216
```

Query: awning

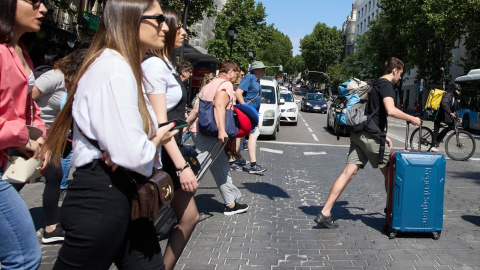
455;69;480;82
175;44;219;63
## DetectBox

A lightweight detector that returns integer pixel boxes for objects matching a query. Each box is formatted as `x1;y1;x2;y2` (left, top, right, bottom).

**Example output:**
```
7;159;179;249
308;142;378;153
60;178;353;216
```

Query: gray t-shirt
35;69;66;129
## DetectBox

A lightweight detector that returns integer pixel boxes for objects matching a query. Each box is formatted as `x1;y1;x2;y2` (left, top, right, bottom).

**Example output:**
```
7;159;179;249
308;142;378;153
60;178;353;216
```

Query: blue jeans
0;170;42;270
60;150;72;190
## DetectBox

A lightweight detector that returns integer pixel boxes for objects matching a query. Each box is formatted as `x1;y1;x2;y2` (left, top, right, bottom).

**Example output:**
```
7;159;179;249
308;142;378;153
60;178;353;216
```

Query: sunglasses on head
23;0;45;9
141;14;167;26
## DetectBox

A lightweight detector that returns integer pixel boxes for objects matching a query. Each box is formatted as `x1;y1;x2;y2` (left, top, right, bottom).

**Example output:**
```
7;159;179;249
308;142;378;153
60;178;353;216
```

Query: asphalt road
20;86;480;269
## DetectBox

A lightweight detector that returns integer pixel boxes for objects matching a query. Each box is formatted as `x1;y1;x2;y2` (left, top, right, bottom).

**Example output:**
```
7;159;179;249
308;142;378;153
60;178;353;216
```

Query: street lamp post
228;24;238;60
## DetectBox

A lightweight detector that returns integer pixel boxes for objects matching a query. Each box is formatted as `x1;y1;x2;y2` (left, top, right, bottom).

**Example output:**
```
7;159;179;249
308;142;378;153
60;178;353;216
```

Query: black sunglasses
141;14;167;26
23;0;45;9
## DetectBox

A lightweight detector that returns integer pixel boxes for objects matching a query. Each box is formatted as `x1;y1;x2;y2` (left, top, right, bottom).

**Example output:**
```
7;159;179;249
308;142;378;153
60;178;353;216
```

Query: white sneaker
430;147;439;152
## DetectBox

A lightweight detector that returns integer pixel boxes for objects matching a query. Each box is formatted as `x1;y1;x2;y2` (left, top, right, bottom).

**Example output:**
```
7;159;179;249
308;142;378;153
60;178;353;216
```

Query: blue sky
256;0;354;56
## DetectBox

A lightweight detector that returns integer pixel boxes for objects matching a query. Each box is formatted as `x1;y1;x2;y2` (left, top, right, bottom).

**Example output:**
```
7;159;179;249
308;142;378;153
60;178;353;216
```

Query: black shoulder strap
142;53;156;63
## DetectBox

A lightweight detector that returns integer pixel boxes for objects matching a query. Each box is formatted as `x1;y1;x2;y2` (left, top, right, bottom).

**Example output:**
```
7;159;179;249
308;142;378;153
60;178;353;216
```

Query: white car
279;90;298;125
258;77;282;139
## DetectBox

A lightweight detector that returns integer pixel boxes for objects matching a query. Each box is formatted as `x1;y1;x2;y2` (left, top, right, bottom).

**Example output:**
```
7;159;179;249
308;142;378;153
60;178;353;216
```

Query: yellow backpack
425;89;446;110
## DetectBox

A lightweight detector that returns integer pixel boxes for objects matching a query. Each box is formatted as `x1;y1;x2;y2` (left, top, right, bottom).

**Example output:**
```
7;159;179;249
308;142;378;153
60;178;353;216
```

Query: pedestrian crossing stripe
304;152;327;155
259;148;283;154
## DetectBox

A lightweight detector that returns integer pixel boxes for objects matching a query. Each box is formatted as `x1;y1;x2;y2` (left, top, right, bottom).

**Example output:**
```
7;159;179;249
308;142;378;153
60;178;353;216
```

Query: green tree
163;0;216;34
354;0;480;87
206;0;270;71
352;13;409;81
256;25;293;77
285;55;305;79
299;23;343;85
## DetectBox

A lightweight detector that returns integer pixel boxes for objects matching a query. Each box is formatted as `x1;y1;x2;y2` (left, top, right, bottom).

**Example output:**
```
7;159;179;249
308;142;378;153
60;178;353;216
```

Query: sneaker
430;147;439;152
224;201;249;216
230;163;242;171
249;164;267;174
42;224;65;244
313;212;339;229
59;189;67;201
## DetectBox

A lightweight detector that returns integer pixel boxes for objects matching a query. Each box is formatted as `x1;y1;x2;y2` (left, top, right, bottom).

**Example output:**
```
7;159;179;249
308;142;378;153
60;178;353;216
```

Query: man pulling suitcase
313;57;421;229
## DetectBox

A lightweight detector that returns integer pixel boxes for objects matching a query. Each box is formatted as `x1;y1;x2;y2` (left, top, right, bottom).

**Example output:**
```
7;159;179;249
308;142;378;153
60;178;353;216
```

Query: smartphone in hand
158;118;188;130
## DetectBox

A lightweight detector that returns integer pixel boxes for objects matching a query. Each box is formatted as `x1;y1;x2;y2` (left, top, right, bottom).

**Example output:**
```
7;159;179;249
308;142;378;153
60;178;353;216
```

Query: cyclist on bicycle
431;84;461;152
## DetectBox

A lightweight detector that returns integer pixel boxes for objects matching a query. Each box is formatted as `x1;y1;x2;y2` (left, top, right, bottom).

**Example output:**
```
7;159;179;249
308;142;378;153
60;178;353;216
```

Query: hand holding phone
155;123;178;146
158;118;188;131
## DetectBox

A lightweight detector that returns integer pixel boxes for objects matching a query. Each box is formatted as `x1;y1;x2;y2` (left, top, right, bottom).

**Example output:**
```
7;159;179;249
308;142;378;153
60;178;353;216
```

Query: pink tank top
200;77;236;109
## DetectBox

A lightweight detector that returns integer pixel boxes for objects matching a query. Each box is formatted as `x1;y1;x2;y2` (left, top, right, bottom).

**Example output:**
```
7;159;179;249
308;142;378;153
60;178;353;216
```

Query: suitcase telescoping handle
405;120;423;151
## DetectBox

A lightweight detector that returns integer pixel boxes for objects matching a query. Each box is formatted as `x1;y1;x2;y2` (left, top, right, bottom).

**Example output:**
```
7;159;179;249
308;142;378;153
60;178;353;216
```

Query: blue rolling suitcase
385;122;446;240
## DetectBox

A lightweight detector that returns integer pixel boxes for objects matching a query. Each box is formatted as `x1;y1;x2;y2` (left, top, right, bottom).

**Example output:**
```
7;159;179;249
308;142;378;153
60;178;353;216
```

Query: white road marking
260;140;350;147
307;128;313;132
305;123;309;127
387;133;406;144
259;147;283;154
311;134;319;141
304;152;327;155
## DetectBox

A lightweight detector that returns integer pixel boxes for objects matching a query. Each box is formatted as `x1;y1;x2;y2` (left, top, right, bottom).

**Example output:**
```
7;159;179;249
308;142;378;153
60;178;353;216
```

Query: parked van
259;77;283;139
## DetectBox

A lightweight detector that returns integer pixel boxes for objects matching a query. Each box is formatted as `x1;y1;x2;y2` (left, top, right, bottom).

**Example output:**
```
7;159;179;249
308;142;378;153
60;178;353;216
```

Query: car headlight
322;104;327;108
287;108;296;112
263;109;275;118
306;102;312;107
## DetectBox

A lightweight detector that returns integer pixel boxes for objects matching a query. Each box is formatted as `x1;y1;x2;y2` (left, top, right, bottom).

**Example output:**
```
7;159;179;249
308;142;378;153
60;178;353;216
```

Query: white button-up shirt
71;49;159;176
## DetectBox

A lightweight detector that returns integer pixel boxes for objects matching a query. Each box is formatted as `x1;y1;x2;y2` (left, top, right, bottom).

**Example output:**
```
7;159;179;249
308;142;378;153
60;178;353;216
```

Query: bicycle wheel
445;130;476;161
410;127;433;151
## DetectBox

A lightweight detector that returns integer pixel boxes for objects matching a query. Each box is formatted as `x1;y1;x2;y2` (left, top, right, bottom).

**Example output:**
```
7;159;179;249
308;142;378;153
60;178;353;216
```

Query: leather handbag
2;151;43;184
130;170;174;221
76;124;174;222
2;98;44;184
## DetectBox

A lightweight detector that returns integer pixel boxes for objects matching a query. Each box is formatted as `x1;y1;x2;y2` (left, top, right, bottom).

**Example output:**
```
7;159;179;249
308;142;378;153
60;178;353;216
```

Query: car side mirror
279;98;285;105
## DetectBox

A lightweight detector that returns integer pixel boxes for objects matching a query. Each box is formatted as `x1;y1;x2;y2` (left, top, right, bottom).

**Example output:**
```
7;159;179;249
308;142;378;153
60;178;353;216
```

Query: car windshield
280;92;294;102
261;86;275;104
306;93;324;101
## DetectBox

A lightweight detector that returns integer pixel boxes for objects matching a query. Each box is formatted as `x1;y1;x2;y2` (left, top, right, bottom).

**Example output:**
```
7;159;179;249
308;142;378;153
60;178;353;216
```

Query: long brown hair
148;6;180;62
42;0;156;165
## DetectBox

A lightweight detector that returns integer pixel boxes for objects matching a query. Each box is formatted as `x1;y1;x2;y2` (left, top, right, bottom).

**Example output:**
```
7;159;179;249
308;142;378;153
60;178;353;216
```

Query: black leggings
53;160;165;270
43;162;63;226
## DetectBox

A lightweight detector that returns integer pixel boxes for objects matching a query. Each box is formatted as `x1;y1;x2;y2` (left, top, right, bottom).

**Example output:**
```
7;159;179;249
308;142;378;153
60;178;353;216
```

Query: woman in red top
0;0;47;268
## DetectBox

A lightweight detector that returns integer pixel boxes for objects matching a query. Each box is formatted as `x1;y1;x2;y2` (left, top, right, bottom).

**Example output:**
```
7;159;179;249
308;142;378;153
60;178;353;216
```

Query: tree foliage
206;0;288;72
163;0;216;35
299;23;344;85
285;55;305;79
353;0;480;87
256;25;293;77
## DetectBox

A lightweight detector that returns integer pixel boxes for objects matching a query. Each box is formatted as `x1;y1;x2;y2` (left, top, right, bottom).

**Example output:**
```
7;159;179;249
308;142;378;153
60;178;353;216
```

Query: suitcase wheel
432;231;441;240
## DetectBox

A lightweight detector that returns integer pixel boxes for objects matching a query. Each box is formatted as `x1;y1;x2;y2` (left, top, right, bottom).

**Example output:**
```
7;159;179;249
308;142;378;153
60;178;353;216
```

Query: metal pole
229;40;233;60
179;0;190;63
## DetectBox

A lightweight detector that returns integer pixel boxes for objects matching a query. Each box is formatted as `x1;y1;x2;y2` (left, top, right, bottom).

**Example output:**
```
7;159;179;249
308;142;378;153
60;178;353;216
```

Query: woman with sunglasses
0;0;47;268
41;0;175;268
142;6;198;270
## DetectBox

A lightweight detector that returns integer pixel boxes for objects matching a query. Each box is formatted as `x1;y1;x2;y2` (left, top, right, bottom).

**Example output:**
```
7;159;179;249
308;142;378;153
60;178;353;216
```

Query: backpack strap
245;90;260;105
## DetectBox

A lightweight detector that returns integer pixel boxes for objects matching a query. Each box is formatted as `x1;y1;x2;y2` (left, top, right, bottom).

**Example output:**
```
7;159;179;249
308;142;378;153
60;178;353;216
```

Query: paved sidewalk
21;143;480;269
